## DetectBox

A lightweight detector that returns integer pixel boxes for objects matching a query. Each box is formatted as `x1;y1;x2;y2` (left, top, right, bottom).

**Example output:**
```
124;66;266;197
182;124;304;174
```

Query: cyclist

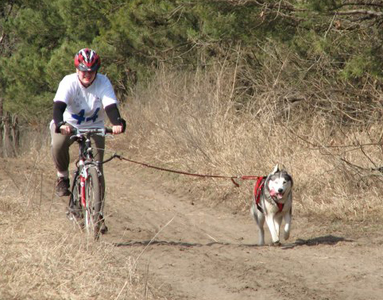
50;48;126;224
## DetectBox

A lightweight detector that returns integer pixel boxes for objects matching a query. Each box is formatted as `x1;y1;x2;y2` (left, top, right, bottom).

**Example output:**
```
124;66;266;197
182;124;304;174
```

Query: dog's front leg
257;212;265;246
265;215;280;245
284;211;291;240
273;216;283;245
251;205;265;245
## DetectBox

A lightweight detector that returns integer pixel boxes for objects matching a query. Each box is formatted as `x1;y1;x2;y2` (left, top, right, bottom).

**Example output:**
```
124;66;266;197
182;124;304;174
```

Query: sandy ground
100;160;383;300
1;156;383;300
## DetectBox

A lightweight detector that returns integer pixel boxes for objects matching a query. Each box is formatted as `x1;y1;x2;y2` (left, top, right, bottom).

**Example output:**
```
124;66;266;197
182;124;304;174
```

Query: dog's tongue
270;190;283;199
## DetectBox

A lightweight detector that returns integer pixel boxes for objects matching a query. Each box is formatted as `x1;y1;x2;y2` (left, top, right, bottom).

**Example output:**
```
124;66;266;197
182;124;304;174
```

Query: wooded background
1;0;383;155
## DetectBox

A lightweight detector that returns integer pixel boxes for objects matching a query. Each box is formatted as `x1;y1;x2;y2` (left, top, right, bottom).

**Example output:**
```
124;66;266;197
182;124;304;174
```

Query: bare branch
335;1;383;9
335;9;383;17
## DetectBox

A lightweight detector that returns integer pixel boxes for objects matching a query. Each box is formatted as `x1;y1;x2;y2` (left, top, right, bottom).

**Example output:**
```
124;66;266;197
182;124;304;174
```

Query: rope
105;154;264;187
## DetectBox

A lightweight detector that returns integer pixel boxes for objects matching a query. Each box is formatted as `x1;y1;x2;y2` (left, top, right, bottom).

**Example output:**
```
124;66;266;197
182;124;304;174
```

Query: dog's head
266;164;293;200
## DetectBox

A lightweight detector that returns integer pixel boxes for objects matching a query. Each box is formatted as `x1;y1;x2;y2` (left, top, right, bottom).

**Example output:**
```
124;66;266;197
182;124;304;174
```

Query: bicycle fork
80;174;86;208
79;163;90;208
79;164;101;209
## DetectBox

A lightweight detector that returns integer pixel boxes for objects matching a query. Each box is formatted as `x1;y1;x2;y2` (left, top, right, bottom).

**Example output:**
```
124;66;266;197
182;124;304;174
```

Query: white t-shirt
53;73;118;129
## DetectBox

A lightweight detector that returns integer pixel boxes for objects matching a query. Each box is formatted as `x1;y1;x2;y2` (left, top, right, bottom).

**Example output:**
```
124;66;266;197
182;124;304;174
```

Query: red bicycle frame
80;174;86;208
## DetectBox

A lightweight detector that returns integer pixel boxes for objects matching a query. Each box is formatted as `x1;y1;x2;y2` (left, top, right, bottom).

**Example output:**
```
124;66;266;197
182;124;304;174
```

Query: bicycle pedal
100;224;108;234
66;206;81;221
66;211;76;221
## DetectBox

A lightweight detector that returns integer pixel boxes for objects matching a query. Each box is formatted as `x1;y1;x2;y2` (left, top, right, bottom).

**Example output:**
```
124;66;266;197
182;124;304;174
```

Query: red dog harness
254;176;284;212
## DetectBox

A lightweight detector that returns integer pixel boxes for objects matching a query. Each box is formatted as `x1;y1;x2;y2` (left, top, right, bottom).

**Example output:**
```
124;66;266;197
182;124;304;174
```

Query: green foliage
45;41;83;87
55;0;111;43
340;55;370;79
1;0;383;124
307;0;340;12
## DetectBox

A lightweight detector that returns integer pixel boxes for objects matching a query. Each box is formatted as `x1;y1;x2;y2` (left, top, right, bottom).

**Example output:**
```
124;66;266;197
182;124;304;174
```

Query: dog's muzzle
270;189;284;199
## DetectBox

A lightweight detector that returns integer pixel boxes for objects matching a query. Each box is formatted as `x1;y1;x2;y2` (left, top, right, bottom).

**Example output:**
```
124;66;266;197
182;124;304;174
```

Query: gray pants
50;122;106;197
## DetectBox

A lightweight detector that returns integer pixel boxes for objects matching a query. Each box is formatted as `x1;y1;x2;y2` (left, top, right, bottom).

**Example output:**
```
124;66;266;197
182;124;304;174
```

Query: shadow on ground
284;235;353;248
112;235;352;249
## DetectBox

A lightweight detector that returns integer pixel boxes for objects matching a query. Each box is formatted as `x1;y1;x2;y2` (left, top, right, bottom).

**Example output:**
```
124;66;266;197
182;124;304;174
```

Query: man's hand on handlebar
112;125;123;134
59;124;73;136
55;119;126;135
114;118;126;134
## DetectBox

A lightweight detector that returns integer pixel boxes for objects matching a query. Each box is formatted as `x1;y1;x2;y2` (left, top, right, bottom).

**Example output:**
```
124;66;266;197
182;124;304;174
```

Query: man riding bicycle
50;48;126;229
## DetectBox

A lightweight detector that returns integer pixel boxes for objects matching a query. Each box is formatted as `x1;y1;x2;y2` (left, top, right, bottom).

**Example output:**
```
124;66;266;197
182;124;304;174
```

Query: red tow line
111;154;264;187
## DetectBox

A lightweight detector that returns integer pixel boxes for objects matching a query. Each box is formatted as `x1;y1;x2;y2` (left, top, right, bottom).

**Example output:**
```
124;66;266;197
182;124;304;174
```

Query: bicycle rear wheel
84;166;103;240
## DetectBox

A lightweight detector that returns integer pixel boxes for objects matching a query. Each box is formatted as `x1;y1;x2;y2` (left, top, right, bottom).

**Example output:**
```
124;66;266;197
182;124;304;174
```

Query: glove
55;121;66;134
118;118;126;133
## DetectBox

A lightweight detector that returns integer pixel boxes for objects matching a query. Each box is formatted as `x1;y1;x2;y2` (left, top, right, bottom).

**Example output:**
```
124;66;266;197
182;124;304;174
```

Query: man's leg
50;122;72;197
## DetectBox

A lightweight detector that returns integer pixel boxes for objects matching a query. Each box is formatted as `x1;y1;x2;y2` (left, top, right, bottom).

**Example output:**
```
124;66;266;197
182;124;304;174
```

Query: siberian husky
250;164;293;246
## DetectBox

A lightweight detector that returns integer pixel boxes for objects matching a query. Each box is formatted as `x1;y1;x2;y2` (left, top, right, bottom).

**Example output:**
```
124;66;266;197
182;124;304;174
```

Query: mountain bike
66;127;113;240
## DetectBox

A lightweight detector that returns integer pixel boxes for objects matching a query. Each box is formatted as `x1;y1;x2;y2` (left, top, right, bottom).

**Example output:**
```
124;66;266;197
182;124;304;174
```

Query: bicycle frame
74;129;104;208
68;127;112;238
78;161;100;208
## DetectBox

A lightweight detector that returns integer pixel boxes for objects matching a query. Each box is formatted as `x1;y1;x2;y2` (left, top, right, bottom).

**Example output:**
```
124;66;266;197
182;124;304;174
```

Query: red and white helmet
74;48;101;72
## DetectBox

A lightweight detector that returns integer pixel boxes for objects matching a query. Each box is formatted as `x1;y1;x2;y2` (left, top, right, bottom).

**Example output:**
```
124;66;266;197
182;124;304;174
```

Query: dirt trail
101;160;383;300
1;156;382;299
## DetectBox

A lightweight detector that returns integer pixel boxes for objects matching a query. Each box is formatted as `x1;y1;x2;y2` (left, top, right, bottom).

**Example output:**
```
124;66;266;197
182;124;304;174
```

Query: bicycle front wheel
68;173;83;224
84;166;103;240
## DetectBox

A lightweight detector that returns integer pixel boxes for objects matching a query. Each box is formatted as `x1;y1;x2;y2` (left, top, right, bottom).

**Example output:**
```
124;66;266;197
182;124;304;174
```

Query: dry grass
0;208;138;299
0;150;158;300
118;64;383;222
2;60;383;299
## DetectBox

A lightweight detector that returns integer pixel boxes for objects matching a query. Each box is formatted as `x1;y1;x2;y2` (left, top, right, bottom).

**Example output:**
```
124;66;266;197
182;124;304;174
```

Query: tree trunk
0;97;3;156
0;103;19;157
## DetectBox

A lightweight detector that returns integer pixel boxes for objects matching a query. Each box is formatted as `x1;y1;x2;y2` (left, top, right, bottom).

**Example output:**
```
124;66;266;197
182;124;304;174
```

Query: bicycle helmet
74;48;101;72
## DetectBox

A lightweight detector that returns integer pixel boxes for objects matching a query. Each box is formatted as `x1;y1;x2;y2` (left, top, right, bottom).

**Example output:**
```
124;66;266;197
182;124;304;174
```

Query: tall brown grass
2;57;383;299
121;63;383;222
0;150;157;299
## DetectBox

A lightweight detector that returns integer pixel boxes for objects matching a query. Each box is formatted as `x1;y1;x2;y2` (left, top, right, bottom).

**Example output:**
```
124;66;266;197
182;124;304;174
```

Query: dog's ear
272;164;280;174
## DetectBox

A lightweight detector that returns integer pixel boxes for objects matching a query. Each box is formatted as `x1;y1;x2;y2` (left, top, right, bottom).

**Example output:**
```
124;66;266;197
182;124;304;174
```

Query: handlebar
70;127;113;139
76;127;113;134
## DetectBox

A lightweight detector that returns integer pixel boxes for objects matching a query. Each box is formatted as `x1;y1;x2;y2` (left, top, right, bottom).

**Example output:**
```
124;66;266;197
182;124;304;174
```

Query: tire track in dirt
101;161;383;300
